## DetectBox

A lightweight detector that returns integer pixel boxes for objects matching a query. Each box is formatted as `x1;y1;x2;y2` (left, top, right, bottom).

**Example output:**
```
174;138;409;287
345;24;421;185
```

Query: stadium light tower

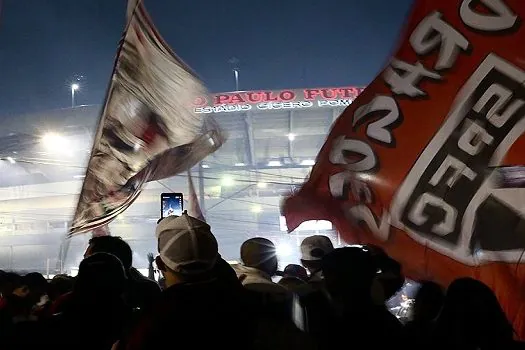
229;57;240;91
71;83;80;108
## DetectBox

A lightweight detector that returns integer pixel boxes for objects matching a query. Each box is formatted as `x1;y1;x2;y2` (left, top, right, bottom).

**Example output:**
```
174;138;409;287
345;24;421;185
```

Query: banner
282;0;525;337
69;0;224;235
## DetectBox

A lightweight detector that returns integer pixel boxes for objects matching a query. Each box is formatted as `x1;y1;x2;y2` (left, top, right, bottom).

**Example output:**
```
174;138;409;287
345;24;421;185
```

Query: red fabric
49;291;73;315
283;0;525;339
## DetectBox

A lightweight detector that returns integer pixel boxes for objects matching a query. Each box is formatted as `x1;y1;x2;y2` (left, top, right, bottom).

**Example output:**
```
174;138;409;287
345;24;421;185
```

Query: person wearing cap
121;212;257;350
300;235;334;284
233;237;289;298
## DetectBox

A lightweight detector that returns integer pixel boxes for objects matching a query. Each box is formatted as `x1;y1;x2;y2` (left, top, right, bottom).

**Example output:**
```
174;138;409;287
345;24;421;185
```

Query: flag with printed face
282;0;525;338
69;0;225;235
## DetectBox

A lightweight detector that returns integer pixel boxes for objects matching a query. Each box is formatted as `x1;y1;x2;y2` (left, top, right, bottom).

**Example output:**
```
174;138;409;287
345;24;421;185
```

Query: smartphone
161;193;183;219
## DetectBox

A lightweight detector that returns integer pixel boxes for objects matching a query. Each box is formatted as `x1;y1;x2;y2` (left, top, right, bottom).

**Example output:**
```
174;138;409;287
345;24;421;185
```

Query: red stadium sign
193;87;364;114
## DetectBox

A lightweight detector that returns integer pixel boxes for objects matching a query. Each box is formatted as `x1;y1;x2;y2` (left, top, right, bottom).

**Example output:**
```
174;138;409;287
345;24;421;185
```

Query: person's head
283;264;308;281
437;277;513;347
366;245;404;300
0;272;25;298
23;272;48;304
322;246;377;304
48;275;74;301
412;280;444;322
300;235;334;273
74;252;128;301
85;236;133;271
240;237;278;277
278;276;306;289
155;213;219;288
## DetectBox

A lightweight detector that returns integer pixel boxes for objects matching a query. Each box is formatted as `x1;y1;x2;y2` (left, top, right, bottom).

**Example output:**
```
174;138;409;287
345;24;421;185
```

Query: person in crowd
22;272;50;318
432;277;522;350
233;237;290;301
367;244;405;303
278;264;308;289
404;280;444;348
6;253;133;349
84;235;161;311
300;235;334;286
0;272;35;332
120;213;257;349
314;247;403;348
47;274;74;303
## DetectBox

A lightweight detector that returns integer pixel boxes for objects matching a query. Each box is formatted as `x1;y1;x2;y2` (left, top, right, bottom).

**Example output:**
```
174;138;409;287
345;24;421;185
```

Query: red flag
187;170;205;221
283;0;525;338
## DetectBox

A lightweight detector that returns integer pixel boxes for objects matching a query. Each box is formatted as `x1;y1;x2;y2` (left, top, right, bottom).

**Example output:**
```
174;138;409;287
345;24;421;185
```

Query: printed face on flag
69;2;224;235
282;0;525;338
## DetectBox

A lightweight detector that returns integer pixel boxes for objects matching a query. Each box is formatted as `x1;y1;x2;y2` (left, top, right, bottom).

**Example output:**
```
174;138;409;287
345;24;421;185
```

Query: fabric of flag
187;170;205;221
69;0;225;235
282;0;525;338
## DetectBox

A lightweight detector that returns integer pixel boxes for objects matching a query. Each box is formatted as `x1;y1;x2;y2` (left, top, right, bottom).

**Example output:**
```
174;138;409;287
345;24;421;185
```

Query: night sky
0;0;413;117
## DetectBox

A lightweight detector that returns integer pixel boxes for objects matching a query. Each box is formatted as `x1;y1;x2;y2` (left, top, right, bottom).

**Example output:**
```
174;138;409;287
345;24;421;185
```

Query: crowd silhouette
0;211;523;349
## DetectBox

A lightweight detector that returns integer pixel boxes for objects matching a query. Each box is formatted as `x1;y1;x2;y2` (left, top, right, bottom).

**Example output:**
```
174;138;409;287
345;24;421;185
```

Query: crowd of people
0;211;523;349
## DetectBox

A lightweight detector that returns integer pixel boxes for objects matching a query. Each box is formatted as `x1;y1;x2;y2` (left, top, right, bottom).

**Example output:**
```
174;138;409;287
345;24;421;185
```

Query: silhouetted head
436;277;513;347
241;237;278;277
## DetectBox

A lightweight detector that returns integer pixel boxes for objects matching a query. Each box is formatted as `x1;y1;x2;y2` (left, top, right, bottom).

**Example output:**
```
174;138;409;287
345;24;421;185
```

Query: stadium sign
193;86;364;114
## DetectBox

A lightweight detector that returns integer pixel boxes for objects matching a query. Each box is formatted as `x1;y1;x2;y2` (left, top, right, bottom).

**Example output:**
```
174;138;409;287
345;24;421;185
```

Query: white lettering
329;171;373;203
410;11;470;70
383;59;441;97
472;83;525;128
458;120;494;155
429;155;477;188
353;95;400;144
460;0;518;32
257;101;313;110
347;205;390;241
408;192;458;236
329;136;377;172
318;99;353;107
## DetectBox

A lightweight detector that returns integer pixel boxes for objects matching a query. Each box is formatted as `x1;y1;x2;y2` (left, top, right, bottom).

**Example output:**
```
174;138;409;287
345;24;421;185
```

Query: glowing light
267;160;282;167
300;159;315;166
276;243;293;258
257;182;267;189
6;157;15;164
251;205;262;213
71;83;79;91
42;132;69;152
201;164;210;169
234;162;245;167
287;133;296;141
221;175;235;187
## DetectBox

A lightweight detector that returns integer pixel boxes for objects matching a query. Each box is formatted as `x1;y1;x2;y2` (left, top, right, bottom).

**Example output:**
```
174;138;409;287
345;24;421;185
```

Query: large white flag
69;0;225;235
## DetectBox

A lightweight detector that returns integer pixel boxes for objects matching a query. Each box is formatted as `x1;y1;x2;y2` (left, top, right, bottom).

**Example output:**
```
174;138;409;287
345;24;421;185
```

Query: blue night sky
0;0;413;116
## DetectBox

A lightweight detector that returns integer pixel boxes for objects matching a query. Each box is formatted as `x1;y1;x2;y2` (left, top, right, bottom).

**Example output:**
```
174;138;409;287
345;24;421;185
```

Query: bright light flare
221;175;235;187
276;243;293;258
71;83;79;91
251;205;262;213
6;157;15;164
287;133;296;141
42;132;70;152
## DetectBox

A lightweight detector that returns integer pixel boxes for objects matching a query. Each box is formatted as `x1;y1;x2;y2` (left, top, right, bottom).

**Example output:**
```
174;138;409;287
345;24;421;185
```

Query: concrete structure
0;86;361;274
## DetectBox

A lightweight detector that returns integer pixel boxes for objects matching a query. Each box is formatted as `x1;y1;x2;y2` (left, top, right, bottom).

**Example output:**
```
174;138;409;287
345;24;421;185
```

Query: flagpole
198;162;206;215
59;0;143;268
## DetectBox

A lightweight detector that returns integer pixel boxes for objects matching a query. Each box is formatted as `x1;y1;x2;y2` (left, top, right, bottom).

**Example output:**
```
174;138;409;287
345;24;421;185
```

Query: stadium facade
0;86;362;274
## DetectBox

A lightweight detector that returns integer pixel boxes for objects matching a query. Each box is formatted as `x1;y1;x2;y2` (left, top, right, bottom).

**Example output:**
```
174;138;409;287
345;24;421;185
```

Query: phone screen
161;193;183;218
